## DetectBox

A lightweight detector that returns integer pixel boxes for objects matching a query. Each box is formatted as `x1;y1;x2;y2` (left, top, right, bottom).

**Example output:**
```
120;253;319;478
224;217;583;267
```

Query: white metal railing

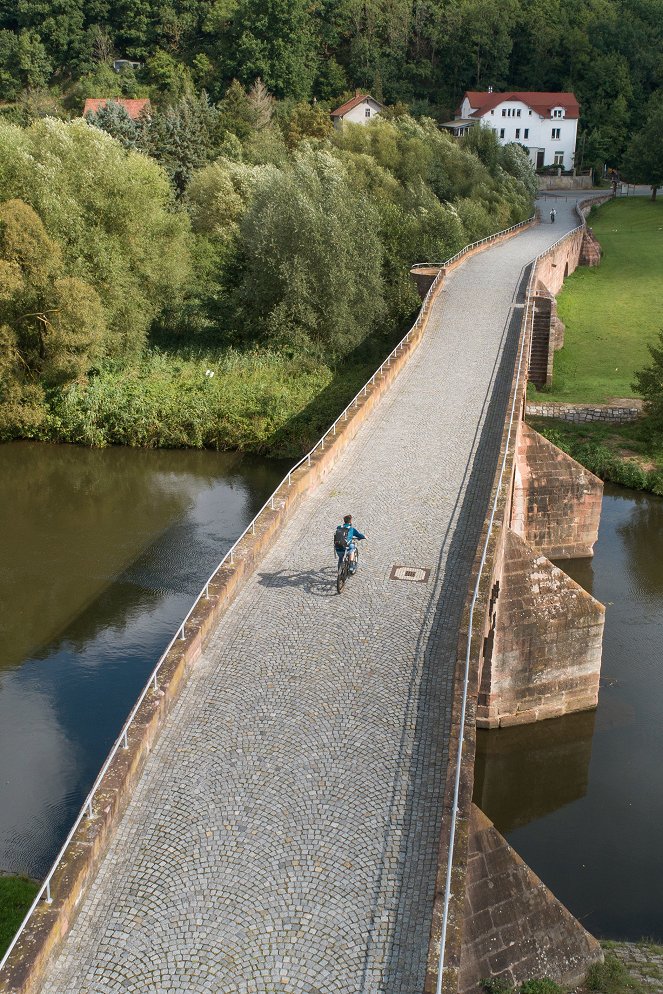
433;196;599;994
412;215;535;270
0;211;534;978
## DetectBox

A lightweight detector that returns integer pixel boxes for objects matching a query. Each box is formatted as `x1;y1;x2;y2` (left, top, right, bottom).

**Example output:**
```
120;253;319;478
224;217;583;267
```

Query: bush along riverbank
529;417;663;497
0;113;537;456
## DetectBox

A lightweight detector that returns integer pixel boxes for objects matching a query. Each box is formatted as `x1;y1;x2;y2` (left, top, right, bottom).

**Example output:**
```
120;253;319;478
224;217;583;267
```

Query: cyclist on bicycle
333;514;366;575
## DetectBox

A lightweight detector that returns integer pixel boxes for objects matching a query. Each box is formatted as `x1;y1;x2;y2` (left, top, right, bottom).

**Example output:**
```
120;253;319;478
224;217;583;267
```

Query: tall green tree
226;0;318;99
623;91;663;200
0;199;105;436
234;147;384;356
0;118;192;353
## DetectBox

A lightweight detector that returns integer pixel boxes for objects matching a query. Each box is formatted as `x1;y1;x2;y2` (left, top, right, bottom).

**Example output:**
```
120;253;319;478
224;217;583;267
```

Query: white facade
332;96;383;130
459;95;578;170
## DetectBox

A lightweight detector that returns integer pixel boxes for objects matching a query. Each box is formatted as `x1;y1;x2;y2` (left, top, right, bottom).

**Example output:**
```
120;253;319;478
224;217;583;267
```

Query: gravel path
38;198;591;994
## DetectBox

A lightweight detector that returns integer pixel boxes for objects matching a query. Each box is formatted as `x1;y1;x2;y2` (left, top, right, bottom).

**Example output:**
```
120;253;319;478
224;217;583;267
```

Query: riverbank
9;322;409;459
528;417;663;496
0;876;38;957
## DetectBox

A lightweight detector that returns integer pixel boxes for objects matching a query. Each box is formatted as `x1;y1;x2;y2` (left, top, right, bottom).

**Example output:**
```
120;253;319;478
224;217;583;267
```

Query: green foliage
0;117;192;354
0;877;39;958
0;28;52;99
223;0;318;100
481;978;514;994
142;91;224;193
0;199;105;436
586;953;646;992
233;146;385;357
623;91;663;199
633;330;663;433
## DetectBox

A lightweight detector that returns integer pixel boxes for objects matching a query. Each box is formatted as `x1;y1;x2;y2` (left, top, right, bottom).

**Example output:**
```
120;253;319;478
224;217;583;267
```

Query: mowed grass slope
541;198;663;403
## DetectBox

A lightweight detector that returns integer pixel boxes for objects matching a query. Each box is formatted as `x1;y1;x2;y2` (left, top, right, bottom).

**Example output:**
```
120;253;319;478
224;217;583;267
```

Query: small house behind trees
331;91;384;129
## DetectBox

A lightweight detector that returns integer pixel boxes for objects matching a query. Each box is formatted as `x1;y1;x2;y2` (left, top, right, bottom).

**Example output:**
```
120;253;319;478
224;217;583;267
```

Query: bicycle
336;543;359;594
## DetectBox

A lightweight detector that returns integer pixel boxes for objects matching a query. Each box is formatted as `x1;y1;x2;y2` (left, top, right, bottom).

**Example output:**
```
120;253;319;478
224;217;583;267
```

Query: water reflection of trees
0;443;287;671
473;709;596;833
616;490;663;597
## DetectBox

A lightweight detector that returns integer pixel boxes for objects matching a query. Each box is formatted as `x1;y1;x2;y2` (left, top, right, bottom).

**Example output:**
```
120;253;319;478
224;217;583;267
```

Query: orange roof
331;92;384;118
83;98;151;120
460;91;579;120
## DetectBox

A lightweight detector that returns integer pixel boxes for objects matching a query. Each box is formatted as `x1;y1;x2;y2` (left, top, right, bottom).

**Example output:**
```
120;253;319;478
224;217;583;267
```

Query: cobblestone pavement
604;941;663;990
39;198;591;994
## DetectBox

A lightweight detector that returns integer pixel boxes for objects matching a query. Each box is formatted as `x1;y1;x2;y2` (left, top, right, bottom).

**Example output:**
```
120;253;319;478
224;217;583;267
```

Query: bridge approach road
38;197;587;994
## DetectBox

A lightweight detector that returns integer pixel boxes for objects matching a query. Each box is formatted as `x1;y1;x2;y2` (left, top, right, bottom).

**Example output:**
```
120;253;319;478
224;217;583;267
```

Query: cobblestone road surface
39;198;591;994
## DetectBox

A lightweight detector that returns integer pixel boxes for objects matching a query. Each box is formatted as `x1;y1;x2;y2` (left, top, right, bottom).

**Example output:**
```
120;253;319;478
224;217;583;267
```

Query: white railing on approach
0;211;535;978
433;198;598;994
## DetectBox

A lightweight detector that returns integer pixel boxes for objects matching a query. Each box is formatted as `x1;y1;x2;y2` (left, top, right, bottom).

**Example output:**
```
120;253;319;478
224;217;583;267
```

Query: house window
552;109;563;118
502;109;506;117
490;109;494;115
528;110;532;115
552;128;561;139
516;109;521;117
365;108;371;117
499;128;505;138
554;151;564;165
515;128;520;139
524;128;529;139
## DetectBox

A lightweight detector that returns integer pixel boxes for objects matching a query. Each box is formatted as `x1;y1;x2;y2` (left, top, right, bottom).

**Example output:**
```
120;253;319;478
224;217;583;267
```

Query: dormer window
552;108;563;118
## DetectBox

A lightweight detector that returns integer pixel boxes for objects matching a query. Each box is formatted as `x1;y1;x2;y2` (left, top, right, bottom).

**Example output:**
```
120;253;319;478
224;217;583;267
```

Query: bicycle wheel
337;558;348;594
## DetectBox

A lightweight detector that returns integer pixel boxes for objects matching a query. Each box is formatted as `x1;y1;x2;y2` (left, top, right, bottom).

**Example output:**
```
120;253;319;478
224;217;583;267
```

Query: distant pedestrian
550;208;557;223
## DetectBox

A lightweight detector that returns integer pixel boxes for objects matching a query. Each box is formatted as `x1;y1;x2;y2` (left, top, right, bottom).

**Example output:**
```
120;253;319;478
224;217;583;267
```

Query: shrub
586;953;645;992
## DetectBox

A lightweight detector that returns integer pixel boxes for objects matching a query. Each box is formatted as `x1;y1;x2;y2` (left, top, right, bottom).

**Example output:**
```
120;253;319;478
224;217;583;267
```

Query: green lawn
0;876;39;957
534;198;663;403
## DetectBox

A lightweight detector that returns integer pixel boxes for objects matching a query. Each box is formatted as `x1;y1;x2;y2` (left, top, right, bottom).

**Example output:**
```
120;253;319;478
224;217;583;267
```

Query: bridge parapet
427;197;609;994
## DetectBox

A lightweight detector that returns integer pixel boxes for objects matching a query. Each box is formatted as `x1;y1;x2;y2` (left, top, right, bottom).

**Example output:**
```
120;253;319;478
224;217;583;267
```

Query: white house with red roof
330;91;384;129
457;91;579;170
83;98;151;121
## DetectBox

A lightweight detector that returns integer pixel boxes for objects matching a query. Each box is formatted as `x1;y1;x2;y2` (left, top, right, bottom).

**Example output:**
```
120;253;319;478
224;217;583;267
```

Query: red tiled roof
331;93;384;118
460;91;580;120
83;98;151;120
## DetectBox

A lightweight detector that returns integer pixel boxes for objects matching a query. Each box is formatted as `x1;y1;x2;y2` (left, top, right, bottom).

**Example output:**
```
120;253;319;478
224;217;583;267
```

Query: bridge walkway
39;198;584;994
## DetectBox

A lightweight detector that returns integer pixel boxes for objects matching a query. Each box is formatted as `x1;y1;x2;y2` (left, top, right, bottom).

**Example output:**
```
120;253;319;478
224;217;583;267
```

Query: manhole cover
389;565;430;583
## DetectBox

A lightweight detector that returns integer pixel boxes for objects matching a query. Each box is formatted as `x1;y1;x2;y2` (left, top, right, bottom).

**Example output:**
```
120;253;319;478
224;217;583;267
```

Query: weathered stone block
458;805;603;993
512;423;602;558
476;527;604;727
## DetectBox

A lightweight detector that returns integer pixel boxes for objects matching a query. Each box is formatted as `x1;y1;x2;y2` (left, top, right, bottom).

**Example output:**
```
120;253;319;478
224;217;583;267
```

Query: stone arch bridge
1;195;609;994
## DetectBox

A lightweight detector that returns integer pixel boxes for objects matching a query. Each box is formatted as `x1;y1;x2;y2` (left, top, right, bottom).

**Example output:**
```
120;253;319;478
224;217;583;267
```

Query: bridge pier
458;805;602;992
477;425;604;728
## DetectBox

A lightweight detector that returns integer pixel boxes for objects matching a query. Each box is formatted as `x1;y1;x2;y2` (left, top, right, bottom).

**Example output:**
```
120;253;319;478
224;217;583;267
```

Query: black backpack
334;524;351;549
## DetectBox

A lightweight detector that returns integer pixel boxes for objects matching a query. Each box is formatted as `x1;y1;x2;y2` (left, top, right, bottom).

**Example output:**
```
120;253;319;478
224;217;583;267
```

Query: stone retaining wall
526;402;641;424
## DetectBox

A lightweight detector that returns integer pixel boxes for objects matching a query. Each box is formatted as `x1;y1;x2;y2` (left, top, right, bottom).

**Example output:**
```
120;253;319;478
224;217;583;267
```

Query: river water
474;483;663;942
0;442;288;879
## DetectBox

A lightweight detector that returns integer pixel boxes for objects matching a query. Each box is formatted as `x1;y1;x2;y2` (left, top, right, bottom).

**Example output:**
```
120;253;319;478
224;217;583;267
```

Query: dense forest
0;0;660;454
1;0;662;171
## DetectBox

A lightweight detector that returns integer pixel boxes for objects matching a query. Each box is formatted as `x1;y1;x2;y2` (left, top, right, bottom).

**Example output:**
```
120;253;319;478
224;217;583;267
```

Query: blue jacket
335;524;365;547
